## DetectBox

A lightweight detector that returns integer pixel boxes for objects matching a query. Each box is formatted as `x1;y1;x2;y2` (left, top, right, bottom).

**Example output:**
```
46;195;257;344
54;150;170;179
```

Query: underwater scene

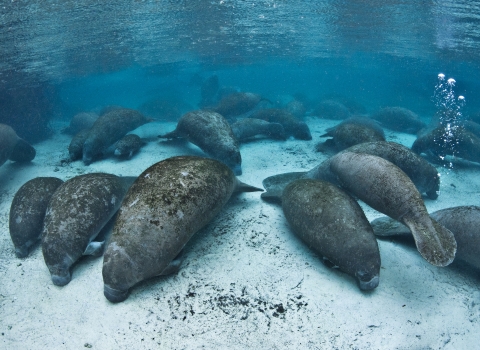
2;1;480;349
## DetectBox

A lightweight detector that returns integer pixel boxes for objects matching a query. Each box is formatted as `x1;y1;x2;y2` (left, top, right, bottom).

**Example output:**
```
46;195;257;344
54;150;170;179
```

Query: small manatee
159;110;242;175
9;177;64;258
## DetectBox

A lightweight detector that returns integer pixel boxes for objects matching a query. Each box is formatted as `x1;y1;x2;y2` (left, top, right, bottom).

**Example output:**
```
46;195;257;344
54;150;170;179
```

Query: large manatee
42;173;134;286
282;179;380;290
329;152;456;267
102;156;262;303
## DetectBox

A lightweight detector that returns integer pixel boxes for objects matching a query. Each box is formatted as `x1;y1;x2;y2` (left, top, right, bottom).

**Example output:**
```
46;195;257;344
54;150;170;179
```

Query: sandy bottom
1;117;479;349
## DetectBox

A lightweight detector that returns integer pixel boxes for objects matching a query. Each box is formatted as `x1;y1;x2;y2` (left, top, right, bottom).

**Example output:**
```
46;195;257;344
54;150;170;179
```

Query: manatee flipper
370;217;411;237
234;179;264;193
402;215;457;267
83;241;105;257
261;171;306;202
159;249;185;276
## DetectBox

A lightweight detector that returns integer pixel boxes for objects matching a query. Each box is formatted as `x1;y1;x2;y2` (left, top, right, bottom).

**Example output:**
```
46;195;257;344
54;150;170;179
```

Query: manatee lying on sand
330;152;456;267
102;156;262;302
159;110;243;175
282;179;381;290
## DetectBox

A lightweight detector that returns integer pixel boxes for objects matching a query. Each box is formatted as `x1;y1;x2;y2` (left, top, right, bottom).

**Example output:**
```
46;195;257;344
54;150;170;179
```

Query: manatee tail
370;217;411;237
402;216;456;267
260;172;306;203
234;179;264;193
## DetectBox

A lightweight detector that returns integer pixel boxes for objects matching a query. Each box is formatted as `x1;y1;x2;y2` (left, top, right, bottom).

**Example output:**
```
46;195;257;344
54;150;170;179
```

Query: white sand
1;117;479;349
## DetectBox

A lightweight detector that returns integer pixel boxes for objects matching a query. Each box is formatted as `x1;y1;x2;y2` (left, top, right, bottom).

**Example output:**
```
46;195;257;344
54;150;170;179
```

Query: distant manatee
9;177;64;258
62;112;98;135
113;134;145;159
316;122;385;153
69;129;91;161
230;118;286;142
372;107;426;134
212;92;263;119
251;108;312;140
102;156;262;302
0;124;36;166
159;110;243;175
412;125;480;164
371;206;480;270
313;100;351;120
282;179;381;290
83;108;151;165
42;173;134;286
330;152;456;267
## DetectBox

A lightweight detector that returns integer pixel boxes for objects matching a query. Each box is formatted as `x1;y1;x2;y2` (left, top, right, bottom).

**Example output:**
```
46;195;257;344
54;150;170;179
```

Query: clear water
2;0;480;132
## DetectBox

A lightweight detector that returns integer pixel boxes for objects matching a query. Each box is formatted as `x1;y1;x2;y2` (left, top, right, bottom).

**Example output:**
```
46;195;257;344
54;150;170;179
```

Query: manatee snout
355;270;379;291
104;284;129;303
15;246;29;259
48;261;73;286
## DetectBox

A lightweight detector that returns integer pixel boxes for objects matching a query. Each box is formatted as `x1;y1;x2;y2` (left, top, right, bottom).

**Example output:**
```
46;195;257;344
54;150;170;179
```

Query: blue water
1;1;480;139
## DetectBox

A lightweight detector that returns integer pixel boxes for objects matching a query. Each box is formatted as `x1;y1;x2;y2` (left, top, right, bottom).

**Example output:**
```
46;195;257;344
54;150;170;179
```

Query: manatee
9;138;36;163
313;100;351;120
329;152;456;267
69;129;91;161
62;112;98;135
282;179;380;290
9;177;64;258
102;156;263;303
199;74;220;108
371;107;426;134
211;92;263;119
262;141;440;202
159;110;242;175
412;125;480;164
372;206;480;270
230;118;286;142
323;116;385;138
316;122;385;153
83;108;151;165
251;108;312;140
113;134;145;159
0;123;36;166
42;173;135;286
285;99;306;119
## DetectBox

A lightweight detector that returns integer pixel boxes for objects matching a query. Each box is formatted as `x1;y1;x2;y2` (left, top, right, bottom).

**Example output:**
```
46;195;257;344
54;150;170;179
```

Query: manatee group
42;173;134;286
330;152;456;267
262;141;440;202
282;179;381;290
102;156;262;303
159;110;243;175
9;177;64;258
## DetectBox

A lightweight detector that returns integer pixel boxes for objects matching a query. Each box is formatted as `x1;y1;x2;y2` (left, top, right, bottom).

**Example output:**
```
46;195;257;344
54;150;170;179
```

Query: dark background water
1;0;480;142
